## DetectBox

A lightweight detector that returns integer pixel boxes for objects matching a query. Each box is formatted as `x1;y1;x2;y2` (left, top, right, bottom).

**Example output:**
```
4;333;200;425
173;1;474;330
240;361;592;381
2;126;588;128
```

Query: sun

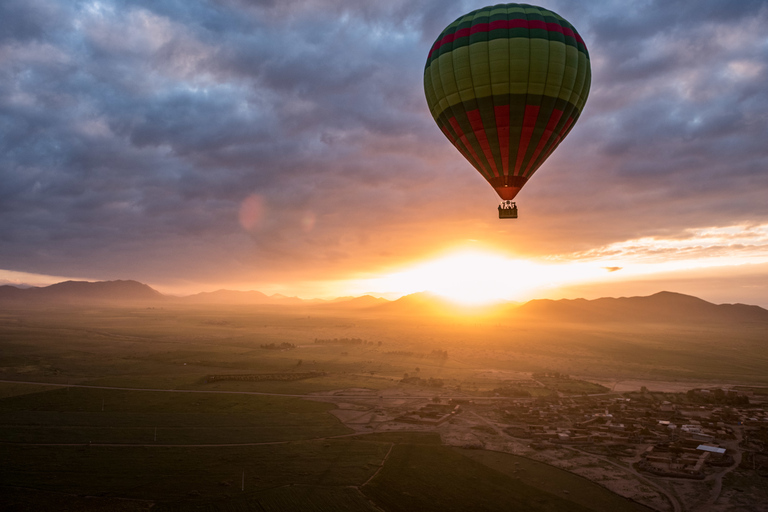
407;252;528;305
353;250;562;305
335;248;622;305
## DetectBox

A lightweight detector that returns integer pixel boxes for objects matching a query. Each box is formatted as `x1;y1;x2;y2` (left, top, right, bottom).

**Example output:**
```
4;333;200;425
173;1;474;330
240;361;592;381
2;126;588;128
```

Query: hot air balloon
424;3;591;218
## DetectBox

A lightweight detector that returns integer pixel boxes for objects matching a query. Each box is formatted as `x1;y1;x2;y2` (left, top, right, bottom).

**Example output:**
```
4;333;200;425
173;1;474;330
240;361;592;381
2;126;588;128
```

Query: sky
1;0;768;305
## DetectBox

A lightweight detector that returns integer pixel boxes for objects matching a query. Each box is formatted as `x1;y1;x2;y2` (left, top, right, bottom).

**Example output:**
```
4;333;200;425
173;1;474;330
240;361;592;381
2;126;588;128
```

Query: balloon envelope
424;4;591;200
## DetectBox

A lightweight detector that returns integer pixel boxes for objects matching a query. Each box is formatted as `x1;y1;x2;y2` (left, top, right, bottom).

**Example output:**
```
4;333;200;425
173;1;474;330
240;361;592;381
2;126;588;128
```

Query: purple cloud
1;0;767;291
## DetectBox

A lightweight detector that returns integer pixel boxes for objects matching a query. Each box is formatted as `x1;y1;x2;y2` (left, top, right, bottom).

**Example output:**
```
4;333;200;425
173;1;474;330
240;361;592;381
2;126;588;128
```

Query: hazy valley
1;281;767;511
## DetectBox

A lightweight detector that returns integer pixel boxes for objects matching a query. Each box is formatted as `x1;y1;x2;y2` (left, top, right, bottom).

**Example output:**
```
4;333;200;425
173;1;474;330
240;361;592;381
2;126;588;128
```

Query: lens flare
238;194;264;232
301;211;316;233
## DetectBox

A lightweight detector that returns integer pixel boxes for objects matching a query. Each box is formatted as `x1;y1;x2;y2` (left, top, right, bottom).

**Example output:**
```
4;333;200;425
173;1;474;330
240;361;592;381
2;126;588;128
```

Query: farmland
0;383;645;511
1;301;766;510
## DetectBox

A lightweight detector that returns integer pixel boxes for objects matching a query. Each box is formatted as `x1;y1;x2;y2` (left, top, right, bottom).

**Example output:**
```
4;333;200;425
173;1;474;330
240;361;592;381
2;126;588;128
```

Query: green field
0;392;649;512
0;387;652;510
364;443;594;512
0;386;348;445
457;449;651;512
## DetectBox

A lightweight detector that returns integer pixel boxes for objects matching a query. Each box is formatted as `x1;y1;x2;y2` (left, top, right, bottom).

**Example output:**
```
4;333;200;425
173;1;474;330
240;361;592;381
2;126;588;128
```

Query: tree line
314;337;380;346
260;342;296;350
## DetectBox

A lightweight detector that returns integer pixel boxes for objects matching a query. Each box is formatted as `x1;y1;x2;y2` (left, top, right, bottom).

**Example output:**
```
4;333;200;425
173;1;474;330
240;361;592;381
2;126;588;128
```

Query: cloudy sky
2;0;768;305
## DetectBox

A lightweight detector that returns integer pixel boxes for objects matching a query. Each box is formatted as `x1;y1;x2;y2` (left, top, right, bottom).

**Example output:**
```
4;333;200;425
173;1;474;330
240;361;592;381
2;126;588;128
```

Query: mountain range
516;291;768;324
1;280;767;325
0;280;387;308
0;280;164;305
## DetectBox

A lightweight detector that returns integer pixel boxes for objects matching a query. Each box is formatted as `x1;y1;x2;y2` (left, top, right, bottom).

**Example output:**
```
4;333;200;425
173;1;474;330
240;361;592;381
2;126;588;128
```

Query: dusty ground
311;384;765;512
600;379;745;393
313;387;676;510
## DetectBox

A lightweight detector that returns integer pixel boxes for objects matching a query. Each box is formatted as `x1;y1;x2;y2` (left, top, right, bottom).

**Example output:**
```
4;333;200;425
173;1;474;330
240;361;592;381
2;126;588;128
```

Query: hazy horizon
4;263;768;308
5;276;768;314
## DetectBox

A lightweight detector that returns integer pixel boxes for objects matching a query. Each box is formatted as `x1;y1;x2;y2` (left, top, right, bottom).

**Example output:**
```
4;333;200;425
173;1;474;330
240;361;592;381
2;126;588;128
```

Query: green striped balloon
424;3;591;201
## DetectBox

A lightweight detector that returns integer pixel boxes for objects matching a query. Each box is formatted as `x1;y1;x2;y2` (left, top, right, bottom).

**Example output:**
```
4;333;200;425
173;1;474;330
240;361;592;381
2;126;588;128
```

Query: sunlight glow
341;250;610;305
8;224;768;306
332;224;768;305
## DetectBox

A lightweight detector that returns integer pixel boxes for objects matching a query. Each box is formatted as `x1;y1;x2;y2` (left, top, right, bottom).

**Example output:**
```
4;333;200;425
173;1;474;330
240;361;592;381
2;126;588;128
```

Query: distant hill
371;291;509;316
177;291;387;307
0;285;27;301
373;291;452;314
317;295;390;309
2;281;766;326
365;290;768;325
180;290;328;305
517;291;768;324
0;281;350;307
179;289;272;305
0;280;165;305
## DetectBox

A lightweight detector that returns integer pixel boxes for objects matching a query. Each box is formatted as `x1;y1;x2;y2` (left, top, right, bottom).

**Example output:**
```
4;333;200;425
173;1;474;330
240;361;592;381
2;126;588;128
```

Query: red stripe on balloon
466;109;499;177
440;124;457;144
514;105;540;175
440;125;481;172
524;108;564;175
449;117;489;177
428;19;584;59
538;116;575;168
428;27;469;59
494;105;510;176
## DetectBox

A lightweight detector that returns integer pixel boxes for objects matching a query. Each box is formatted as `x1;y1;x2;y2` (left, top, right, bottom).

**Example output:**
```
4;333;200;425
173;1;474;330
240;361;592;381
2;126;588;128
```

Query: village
316;381;768;511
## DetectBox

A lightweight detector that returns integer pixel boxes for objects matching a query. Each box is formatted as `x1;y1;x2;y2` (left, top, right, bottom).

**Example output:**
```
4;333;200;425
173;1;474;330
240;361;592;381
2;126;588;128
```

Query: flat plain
1;300;766;510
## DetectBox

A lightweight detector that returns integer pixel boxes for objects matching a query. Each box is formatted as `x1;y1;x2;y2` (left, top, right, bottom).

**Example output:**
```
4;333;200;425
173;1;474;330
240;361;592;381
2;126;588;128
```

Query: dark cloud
0;0;67;43
1;0;767;291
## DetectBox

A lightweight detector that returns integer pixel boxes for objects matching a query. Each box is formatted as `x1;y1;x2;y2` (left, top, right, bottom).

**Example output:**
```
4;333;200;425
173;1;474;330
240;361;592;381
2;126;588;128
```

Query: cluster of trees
400;376;444;388
492;385;532;397
206;372;325;383
533;371;569;380
385;351;414;356
379;350;448;359
686;388;749;405
260;342;296;350
384;350;448;359
314;337;380;346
